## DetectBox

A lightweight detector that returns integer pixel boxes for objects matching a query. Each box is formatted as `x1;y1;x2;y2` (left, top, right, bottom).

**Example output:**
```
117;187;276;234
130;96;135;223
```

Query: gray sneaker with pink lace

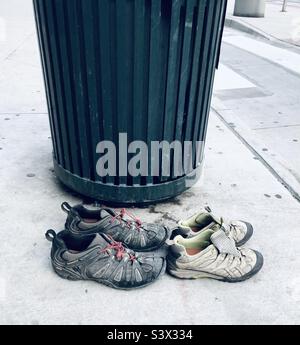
45;230;166;290
61;202;169;252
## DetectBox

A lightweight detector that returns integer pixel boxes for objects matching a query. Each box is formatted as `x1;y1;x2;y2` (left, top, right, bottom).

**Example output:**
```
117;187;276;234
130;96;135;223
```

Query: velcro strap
211;230;240;257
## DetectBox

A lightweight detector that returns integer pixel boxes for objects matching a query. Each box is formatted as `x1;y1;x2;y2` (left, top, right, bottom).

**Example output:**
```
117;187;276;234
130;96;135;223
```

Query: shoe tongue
210;223;222;232
211;230;240;257
195;211;220;227
88;233;110;249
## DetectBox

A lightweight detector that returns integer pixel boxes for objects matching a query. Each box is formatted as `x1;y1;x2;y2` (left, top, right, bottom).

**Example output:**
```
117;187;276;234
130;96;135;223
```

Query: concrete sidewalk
226;0;300;47
1;0;300;325
213;26;300;202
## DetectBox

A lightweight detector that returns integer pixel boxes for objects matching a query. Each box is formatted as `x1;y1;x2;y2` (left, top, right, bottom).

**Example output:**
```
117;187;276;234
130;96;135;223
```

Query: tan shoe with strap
167;229;263;283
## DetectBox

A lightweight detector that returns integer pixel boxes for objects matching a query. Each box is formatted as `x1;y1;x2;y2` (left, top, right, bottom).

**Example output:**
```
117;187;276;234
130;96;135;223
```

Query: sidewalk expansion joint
212;106;300;204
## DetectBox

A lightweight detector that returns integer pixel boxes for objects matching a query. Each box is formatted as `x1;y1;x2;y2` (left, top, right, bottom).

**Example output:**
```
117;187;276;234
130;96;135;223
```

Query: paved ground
1;0;300;325
226;0;300;46
214;26;300;201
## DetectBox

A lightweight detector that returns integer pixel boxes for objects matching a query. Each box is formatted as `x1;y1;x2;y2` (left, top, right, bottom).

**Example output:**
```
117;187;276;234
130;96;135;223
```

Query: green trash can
33;0;227;206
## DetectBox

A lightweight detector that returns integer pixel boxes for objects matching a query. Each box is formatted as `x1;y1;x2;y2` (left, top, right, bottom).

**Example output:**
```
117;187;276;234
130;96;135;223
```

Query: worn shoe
61;202;169;252
167;229;263;282
177;206;253;246
45;229;166;290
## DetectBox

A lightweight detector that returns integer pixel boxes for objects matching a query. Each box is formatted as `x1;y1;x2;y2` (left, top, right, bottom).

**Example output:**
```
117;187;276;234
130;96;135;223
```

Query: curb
225;17;270;41
225;16;300;51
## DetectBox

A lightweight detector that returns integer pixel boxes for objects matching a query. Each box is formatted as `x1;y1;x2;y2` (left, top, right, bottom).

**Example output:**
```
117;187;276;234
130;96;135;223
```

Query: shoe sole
167;250;263;283
52;259;167;290
236;221;254;247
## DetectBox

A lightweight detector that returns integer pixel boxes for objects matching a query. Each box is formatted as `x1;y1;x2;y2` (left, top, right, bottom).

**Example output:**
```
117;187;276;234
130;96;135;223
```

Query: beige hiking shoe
177;206;253;246
167;229;263;282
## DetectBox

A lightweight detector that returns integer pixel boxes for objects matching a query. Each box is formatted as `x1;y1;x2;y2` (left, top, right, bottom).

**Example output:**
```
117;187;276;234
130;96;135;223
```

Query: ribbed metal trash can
34;0;227;206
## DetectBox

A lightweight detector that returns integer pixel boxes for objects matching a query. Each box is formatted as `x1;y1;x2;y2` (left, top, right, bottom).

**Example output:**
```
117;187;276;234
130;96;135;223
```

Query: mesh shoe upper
62;203;168;252
47;230;166;290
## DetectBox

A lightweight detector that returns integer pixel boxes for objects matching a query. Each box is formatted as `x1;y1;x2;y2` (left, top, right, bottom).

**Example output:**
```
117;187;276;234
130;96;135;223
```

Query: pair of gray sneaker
45;203;169;290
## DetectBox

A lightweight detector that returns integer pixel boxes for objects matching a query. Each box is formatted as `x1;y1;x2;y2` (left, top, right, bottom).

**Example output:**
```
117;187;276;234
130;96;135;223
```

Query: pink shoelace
101;239;136;262
110;208;142;231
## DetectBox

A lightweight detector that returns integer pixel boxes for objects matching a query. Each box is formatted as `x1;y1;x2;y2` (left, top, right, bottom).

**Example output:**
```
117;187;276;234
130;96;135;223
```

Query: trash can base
54;159;204;207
